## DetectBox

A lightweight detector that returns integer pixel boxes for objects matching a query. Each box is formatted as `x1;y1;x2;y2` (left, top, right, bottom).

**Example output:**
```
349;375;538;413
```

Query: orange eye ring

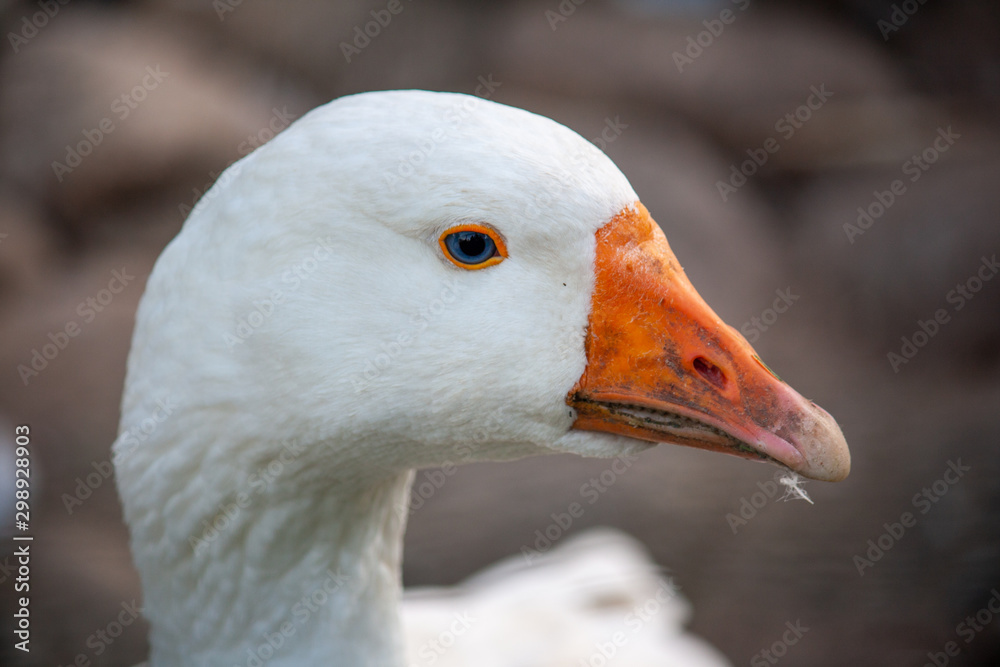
438;224;507;270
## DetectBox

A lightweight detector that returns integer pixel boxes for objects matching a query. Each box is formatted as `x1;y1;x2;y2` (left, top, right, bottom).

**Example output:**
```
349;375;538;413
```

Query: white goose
113;90;850;666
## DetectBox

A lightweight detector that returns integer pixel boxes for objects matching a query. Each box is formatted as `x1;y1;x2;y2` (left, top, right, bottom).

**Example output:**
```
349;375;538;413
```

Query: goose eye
439;224;507;269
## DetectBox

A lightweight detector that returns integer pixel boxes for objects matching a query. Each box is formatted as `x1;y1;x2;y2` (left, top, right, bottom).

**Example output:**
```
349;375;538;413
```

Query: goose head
115;90;848;664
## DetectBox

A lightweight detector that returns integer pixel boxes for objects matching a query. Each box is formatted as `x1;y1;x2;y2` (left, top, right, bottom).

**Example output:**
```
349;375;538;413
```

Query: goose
113;90;850;666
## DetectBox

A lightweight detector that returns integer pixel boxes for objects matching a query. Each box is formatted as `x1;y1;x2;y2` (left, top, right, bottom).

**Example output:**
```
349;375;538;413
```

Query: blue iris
444;231;496;265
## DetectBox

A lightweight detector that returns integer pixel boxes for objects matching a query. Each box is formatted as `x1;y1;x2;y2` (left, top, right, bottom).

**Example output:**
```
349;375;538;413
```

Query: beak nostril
693;356;728;391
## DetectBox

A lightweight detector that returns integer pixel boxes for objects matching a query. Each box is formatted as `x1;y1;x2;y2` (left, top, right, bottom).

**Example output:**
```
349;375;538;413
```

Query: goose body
401;529;731;666
114;90;849;666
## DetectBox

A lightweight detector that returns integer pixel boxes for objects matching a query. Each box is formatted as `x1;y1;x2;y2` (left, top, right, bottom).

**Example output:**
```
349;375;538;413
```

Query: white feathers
114;90;721;666
402;529;731;667
778;472;813;504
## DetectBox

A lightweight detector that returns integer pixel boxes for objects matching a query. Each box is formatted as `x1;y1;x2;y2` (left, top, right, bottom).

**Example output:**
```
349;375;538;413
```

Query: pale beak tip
792;403;851;482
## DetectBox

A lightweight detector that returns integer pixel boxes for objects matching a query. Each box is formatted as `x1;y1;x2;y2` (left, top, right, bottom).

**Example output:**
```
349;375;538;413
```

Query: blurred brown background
1;0;999;665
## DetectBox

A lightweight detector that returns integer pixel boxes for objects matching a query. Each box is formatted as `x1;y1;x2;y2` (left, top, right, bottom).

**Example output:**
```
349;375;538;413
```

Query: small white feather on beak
778;472;814;504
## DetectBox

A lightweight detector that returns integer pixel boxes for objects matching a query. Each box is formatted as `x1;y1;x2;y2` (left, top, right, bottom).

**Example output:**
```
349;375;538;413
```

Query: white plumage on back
402;529;730;666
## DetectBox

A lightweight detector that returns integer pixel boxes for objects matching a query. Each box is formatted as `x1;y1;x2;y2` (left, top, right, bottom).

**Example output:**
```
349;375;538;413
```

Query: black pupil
458;234;485;257
448;231;495;264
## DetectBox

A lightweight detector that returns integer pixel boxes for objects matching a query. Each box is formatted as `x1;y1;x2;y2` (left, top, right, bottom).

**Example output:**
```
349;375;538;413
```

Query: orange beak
568;203;850;482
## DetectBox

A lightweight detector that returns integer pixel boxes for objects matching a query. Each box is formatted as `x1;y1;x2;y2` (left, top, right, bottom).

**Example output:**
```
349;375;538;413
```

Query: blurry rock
486;3;931;169
0;4;317;237
790;136;1000;373
26;515;148;666
0;187;55;298
491;3;901;107
0;239;158;515
143;0;480;96
890;0;1000;106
